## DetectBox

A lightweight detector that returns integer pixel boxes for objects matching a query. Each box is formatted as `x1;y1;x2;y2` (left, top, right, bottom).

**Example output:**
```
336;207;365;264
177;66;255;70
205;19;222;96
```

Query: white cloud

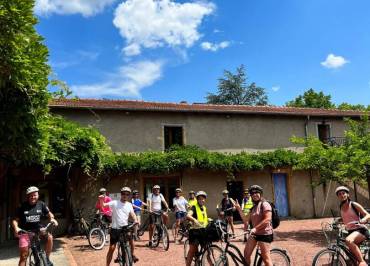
113;0;215;56
51;50;100;69
35;0;117;17
200;41;230;52
321;53;349;69
71;60;163;98
271;86;280;92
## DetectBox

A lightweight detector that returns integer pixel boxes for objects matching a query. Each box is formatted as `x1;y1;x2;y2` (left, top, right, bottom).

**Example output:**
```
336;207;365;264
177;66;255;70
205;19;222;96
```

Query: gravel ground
61;218;332;266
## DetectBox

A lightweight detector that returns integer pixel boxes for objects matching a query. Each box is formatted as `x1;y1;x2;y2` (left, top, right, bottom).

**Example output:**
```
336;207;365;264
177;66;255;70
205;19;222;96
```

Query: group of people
11;183;370;266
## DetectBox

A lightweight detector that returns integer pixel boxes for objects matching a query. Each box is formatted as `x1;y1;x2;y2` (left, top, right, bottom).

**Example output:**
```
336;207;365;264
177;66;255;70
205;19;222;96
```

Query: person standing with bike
241;188;253;242
173;188;189;244
147;185;169;247
99;187;139;265
131;190;147;240
188;190;197;207
232;185;273;266
335;186;370;266
185;190;209;266
12;186;58;266
95;188;112;224
219;190;236;236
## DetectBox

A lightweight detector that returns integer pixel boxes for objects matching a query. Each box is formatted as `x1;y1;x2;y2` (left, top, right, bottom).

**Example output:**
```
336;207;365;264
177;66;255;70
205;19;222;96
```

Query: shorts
189;228;207;246
149;213;161;225
19;232;47;248
348;228;370;239
252;234;273;243
134;211;141;217
175;211;187;220
224;210;233;217
110;228;131;245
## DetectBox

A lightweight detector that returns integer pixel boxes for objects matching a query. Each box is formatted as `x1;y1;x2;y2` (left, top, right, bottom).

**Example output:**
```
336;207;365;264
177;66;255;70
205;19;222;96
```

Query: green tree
286;89;335;109
0;0;50;162
206;65;268;105
337;102;370;111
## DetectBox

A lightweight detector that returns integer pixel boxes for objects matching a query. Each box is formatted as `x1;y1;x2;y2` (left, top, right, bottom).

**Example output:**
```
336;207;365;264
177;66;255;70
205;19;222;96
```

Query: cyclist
12;186;58;266
232;185;273;266
219;190;235;235
173;188;189;244
241;188;253;242
335;186;370;266
131;190;147;240
188;190;197;207
185;191;209;266
95;188;112;224
147;185;169;247
99;187;139;265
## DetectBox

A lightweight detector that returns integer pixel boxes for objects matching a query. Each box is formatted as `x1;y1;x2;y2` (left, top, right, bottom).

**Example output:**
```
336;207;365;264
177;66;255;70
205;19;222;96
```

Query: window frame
162;124;185;151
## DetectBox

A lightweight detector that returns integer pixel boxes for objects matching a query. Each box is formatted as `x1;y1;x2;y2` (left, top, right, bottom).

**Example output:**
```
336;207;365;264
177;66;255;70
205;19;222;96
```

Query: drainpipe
304;115;310;139
305;116;317;217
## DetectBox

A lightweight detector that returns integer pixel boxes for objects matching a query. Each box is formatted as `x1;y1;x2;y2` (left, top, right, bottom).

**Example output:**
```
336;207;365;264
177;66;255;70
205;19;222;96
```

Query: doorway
272;173;289;217
227;181;243;221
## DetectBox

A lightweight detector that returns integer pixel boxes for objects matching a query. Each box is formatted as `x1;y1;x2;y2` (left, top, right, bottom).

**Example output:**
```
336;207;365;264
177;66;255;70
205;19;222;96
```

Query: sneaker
133;255;139;263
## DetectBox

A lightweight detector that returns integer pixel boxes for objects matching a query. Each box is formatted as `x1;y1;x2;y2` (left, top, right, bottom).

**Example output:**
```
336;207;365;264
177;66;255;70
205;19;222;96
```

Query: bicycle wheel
257;248;291;266
28;250;40;266
312;248;347;266
162;226;170;251
184;239;190;261
138;218;148;237
152;225;161;247
38;252;49;266
201;245;223;266
88;227;106;250
121;243;133;266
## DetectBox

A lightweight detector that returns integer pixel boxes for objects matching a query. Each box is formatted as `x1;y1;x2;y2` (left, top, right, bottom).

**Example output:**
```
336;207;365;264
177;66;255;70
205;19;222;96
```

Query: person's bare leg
244;237;257;265
186;245;197;266
345;232;366;265
18;247;29;266
175;219;181;241
228;217;235;234
148;224;154;244
45;233;53;258
162;213;169;225
259;241;272;266
106;243;116;266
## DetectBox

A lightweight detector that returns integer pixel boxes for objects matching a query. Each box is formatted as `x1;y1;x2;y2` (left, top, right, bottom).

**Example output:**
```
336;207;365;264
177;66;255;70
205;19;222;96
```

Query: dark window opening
164;126;183;150
318;124;331;143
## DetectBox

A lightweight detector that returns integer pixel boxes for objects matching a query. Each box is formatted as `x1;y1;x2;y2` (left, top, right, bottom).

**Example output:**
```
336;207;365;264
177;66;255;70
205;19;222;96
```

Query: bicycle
172;214;190;242
18;222;54;266
151;210;170;251
114;223;137;266
312;221;370;266
67;208;90;237
88;213;110;250
137;209;151;237
214;220;291;266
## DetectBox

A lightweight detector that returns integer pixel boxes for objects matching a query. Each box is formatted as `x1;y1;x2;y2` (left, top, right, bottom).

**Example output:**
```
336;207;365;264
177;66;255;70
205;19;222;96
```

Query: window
143;176;180;209
317;124;331;143
164;126;183;150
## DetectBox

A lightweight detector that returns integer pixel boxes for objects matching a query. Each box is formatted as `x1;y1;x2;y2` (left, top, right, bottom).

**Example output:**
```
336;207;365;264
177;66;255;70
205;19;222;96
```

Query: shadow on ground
275;229;327;247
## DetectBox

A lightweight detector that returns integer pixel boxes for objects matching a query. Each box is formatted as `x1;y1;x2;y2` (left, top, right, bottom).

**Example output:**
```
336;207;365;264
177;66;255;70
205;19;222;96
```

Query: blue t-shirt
132;199;143;213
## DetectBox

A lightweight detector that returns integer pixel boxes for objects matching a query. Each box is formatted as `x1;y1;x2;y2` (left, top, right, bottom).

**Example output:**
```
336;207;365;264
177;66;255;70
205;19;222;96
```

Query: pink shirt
96;196;112;216
250;201;273;235
341;202;363;231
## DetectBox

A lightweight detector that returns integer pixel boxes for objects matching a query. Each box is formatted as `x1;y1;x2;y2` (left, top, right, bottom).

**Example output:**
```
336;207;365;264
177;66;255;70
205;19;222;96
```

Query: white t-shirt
173;197;188;213
149;193;165;211
107;200;134;229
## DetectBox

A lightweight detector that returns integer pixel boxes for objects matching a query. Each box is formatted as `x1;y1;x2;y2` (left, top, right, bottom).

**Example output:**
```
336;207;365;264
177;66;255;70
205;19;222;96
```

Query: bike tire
137;218;148;237
122;243;133;266
201;244;223;266
28;250;40;266
162;226;170;251
257;248;291;266
88;227;106;250
152;225;161;247
171;222;177;242
39;252;49;266
311;248;347;266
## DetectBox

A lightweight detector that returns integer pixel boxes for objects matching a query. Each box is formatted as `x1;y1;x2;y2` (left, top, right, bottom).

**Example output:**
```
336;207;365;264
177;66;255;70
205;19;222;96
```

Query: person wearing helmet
185;191;208;266
232;185;273;266
336;186;370;266
95;188;112;224
147;185;169;247
173;188;190;244
12;186;58;266
219;189;236;235
241;188;253;242
99;186;139;264
131;190;147;240
188;190;197;207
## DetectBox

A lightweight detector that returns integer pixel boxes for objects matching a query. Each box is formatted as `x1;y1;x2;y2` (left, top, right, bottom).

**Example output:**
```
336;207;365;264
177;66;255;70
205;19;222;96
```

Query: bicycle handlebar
18;222;54;235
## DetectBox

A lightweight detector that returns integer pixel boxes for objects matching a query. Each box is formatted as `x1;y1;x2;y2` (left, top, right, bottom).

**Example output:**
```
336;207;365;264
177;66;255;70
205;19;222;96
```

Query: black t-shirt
220;198;233;211
16;201;50;230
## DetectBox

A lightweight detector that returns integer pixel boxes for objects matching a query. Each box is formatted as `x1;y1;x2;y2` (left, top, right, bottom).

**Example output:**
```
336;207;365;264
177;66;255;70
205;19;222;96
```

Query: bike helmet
26;186;39;195
121;187;131;193
99;188;107;193
153;185;160;189
175;188;182;192
249;185;263;194
335;186;349;195
196;191;207;198
189;190;195;194
132;190;139;194
222;189;229;194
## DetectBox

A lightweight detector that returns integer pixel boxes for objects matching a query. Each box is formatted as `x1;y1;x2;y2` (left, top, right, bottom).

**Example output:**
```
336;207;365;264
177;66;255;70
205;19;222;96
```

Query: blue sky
35;0;370;106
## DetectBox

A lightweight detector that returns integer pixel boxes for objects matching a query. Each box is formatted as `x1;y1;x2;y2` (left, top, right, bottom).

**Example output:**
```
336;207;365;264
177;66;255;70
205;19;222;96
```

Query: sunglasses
121;192;130;196
250;191;260;195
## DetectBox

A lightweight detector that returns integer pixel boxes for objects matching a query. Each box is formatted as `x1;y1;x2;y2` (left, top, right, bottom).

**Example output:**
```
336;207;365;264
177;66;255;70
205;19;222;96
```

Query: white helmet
153;185;160;189
335;186;349;195
26;186;39;195
121;187;131;193
196;191;207;198
99;188;107;193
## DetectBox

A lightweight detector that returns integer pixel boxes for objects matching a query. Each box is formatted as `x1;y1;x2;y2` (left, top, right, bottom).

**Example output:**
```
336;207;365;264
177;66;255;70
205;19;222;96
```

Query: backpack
340;200;364;219
262;200;280;229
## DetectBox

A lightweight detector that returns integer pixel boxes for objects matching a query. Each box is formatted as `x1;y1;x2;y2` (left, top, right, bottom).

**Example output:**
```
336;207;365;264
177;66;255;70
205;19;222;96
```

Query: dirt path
62;218;332;266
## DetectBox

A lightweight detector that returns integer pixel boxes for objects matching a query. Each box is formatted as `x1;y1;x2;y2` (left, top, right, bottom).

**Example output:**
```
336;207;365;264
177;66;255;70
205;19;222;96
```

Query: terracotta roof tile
49;98;365;117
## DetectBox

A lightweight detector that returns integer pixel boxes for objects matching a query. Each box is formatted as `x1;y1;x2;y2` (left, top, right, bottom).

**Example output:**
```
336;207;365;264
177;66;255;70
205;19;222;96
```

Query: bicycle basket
205;220;226;242
322;222;339;245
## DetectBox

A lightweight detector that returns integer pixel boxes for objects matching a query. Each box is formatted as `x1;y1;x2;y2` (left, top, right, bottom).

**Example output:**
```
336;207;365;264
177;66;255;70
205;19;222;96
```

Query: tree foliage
206;65;268;105
286;89;335;109
0;0;50;163
337;102;370;111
